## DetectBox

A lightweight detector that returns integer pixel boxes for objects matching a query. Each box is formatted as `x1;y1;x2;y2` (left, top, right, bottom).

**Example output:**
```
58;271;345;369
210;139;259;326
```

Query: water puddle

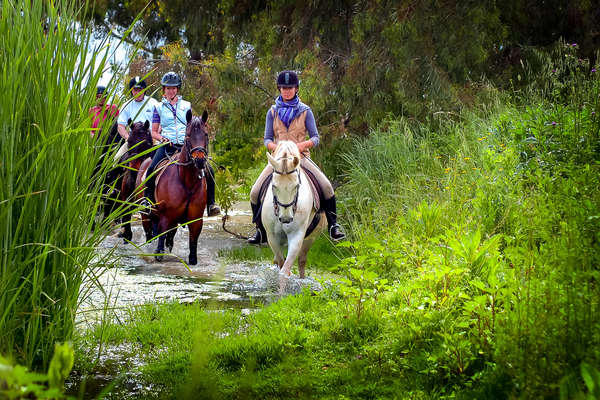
72;203;323;397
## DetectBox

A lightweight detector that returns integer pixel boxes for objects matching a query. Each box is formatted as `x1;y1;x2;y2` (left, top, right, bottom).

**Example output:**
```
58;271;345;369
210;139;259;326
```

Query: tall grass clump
0;0;127;369
335;44;600;397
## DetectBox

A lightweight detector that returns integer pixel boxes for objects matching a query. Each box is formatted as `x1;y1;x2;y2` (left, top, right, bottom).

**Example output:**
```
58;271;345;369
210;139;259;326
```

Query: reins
272;168;301;218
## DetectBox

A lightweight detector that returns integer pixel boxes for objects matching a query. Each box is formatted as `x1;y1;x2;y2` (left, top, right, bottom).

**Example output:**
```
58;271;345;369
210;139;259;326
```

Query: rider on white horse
248;70;345;244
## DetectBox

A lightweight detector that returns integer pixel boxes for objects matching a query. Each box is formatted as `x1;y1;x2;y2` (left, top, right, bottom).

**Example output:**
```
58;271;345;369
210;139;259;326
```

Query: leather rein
272;166;301;218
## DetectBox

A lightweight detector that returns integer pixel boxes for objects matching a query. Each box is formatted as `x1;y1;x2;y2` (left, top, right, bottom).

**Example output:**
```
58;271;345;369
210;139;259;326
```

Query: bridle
272;164;301;218
171;122;208;170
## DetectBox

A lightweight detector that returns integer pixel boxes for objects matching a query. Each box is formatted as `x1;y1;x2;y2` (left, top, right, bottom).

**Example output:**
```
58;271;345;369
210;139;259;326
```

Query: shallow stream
72;203;322;397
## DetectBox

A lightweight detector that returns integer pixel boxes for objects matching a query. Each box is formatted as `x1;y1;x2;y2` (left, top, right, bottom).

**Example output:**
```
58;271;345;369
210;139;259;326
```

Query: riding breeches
146;143;180;177
114;142;128;162
250;157;334;204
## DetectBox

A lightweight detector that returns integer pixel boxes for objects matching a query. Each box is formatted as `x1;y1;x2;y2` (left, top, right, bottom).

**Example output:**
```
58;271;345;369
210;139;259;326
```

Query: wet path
71;203;325;398
77;202;322;327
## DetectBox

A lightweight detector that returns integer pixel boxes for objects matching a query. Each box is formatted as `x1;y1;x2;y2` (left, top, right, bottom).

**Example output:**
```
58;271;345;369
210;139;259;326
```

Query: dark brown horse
118;120;154;242
100;120;152;230
136;110;210;265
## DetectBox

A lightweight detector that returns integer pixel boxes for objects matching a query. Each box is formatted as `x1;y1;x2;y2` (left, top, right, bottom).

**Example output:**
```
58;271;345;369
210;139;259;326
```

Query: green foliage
0;342;74;399
66;16;600;400
0;0;133;369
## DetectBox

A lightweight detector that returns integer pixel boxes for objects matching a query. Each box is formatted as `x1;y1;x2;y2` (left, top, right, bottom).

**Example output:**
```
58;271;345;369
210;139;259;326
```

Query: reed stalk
0;0;128;369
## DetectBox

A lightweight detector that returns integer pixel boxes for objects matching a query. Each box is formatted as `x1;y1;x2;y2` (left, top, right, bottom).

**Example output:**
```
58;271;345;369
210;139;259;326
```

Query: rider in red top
89;86;119;137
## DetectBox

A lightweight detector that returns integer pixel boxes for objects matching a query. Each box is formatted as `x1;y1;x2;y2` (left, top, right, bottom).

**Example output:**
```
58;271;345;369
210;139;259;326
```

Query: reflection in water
74;209;322;397
77;207;322;330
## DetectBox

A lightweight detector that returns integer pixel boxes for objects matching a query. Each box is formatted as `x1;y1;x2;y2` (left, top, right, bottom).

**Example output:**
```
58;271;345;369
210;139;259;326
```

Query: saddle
257;166;324;237
139;151;182;189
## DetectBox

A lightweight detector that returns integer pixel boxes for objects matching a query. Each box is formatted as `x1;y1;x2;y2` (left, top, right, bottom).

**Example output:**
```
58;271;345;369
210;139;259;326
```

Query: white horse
262;141;326;281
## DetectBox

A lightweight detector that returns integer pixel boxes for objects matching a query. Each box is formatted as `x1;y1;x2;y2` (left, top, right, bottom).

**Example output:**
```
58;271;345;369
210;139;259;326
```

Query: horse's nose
279;216;293;224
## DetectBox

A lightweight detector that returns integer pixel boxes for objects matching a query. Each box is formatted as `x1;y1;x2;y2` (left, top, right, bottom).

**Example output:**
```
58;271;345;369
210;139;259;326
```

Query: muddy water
77;202;322;327
71;203;324;398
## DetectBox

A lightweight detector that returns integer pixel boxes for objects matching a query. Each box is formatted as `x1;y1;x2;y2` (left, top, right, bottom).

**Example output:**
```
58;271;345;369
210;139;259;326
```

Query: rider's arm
116;104;129;140
264;108;275;151
297;109;319;154
304;109;320;147
151;107;166;142
117;124;129;140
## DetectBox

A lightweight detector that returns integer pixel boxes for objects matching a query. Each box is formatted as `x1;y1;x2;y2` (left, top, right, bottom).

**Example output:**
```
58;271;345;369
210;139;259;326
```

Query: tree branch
97;20;155;54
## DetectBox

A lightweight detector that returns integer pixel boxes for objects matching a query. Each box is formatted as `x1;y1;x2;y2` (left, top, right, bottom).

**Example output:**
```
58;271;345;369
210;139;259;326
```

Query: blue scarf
275;95;299;128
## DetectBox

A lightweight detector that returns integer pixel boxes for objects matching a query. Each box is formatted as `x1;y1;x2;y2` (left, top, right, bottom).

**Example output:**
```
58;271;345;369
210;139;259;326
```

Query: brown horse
100;120;152;232
136;110;210;265
118;120;154;242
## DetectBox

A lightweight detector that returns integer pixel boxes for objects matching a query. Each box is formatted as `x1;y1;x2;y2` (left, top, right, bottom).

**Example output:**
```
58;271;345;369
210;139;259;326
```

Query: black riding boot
247;202;267;244
323;196;346;241
141;175;156;208
206;164;221;216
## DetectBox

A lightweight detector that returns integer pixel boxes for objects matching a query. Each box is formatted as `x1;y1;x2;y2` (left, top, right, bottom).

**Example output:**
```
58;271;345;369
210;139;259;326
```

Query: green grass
0;0;133;370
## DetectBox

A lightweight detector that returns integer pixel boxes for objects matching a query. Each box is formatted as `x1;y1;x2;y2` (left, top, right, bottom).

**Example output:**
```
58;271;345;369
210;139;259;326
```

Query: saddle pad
300;167;321;212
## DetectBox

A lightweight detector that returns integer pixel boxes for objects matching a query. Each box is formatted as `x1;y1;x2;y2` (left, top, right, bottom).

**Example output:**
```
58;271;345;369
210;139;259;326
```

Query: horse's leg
298;236;318;279
298;249;308;279
121;213;133;243
166;227;177;253
141;212;153;242
187;219;204;266
266;236;285;270
281;232;305;277
154;216;170;262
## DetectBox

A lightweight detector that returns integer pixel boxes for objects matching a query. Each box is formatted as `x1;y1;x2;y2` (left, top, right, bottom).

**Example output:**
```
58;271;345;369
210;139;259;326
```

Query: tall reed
0;0;126;369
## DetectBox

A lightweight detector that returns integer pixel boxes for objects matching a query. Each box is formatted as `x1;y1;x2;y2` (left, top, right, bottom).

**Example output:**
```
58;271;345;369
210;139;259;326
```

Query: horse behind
262;141;326;281
136;110;210;265
118;120;154;242
99;120;152;231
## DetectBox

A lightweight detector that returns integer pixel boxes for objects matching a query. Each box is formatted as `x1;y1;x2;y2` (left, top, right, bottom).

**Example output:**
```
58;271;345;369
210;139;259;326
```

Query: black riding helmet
277;70;299;88
96;85;106;96
129;76;147;90
161;71;182;88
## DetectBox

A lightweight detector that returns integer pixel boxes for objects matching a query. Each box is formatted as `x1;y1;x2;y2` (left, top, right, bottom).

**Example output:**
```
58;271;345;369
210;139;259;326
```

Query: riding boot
323;196;346;241
206;165;221;216
141;175;156;209
247;202;267;244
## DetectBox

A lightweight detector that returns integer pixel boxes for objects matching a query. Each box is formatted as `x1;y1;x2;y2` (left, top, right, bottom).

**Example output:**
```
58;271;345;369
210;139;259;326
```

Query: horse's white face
267;141;301;224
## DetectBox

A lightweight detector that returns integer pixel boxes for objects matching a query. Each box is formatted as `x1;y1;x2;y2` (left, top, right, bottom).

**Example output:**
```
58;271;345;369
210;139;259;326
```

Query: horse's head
267;141;301;224
184;110;209;170
267;141;300;174
126;119;152;158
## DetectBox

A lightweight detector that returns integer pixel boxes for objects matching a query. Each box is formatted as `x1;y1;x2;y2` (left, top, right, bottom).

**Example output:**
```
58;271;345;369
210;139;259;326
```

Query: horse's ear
267;152;278;169
127;118;133;128
144;120;150;130
186;109;192;124
201;110;208;124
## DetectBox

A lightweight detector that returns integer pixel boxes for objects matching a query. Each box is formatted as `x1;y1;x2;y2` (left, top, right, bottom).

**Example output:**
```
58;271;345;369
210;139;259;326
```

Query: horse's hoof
155;255;163;262
188;257;197;265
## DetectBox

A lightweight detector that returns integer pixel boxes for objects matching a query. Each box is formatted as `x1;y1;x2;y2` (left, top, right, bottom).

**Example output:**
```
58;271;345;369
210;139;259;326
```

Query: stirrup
139;198;154;210
329;224;346;241
207;204;221;217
